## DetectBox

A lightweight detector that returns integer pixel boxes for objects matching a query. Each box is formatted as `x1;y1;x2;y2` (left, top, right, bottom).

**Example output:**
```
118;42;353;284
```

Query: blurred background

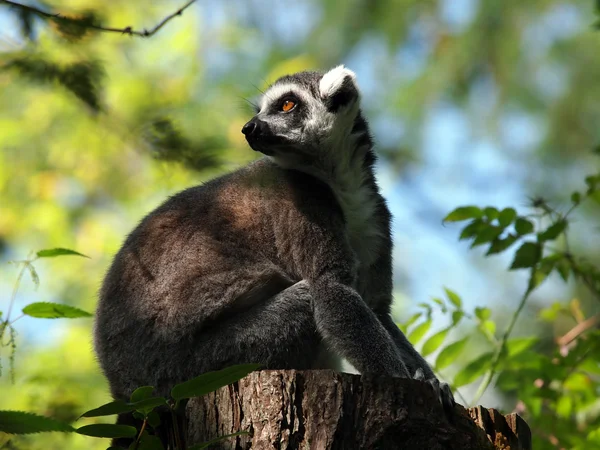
0;0;599;448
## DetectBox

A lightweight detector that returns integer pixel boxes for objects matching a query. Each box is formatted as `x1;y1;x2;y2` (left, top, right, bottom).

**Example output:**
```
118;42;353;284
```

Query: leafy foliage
22;302;92;319
0;410;75;434
1;0;600;449
3;57;104;112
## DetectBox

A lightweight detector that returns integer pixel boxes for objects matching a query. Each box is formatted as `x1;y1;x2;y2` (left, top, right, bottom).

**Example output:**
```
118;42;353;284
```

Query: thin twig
557;313;600;347
0;0;197;37
470;270;537;406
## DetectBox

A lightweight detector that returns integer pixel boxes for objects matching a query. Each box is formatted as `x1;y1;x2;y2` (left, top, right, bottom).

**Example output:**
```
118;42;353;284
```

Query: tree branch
0;0;197;37
557;313;600;347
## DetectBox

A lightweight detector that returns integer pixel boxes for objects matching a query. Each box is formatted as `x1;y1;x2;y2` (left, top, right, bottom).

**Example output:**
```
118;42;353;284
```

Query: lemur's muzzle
241;118;266;138
242;118;275;153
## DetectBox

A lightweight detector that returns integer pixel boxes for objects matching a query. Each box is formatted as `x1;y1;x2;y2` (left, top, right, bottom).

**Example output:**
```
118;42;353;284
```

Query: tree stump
185;370;531;450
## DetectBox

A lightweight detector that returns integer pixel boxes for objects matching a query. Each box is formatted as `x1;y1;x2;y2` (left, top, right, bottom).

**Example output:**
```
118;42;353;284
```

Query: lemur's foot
413;368;456;421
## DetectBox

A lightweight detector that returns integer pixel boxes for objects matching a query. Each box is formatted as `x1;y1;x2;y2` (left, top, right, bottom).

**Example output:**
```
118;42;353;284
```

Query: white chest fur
330;172;383;268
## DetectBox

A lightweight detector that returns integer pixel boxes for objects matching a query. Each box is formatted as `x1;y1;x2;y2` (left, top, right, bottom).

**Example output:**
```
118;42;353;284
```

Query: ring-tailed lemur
94;66;455;442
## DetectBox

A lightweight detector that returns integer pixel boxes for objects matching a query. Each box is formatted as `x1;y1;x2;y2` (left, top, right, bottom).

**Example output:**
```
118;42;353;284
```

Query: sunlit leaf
451;310;464;326
431;297;446;312
171;364;261;402
443;287;462;309
505;337;539;357
407;319;432;345
435;337;469;370
22;302;92;319
36;248;89;258
556;396;573;418
421;328;450;357
509;242;541;270
474;307;491;321
480;320;496;336
453;353;493;387
443;206;483;222
400;312;422;333
0;410;75;434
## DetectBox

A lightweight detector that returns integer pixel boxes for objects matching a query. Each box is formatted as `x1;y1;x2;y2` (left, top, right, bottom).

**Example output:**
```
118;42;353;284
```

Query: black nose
242;120;257;136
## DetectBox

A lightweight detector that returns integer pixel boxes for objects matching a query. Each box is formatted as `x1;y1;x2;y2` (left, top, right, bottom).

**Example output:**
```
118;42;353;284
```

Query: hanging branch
0;0;197;37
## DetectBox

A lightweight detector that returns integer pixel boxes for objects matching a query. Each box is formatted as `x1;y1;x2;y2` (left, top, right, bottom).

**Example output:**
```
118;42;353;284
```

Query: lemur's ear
319;65;359;112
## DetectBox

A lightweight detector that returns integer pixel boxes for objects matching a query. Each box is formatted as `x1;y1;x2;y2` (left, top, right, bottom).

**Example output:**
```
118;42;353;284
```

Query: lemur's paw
413;368;456;422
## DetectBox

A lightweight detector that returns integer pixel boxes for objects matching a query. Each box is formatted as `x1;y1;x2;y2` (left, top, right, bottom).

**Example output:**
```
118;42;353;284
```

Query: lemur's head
242;65;370;170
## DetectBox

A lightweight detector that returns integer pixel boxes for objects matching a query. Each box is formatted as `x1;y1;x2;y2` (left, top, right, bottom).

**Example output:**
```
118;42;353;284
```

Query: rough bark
185;370;531;450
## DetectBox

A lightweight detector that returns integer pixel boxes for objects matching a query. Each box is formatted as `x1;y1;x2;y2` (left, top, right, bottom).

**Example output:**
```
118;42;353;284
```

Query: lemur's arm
361;197;456;414
282;177;409;378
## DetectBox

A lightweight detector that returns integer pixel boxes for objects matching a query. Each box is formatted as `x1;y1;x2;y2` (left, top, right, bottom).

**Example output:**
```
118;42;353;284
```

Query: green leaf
131;397;168;415
76;424;137;438
556;396;573;418
435;337;469;370
0;410;75;434
538;220;567;241
451;310;464;326
555;258;571;282
421;328;450;357
407;319;432;345
443;287;462;308
474;307;491;321
585;174;600;193
137;433;165;450
189;431;250;450
509;242;542;270
480;320;496;336
400;312;422;333
459;219;485;240
80;400;134;418
470;225;503;247
130;386;155;403
36;248;89;258
443;206;483;223
531;260;554;288
24;262;40;290
571;191;581;205
147;410;161;428
514;218;534;236
453;352;494;387
497;208;517;227
22;302;92;319
431;297;446;312
486;235;518;255
505;337;539;357
483;207;498;220
171;364;261;402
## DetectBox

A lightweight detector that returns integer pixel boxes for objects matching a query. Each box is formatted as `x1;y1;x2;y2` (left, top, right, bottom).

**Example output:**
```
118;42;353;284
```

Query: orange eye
282;100;296;112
